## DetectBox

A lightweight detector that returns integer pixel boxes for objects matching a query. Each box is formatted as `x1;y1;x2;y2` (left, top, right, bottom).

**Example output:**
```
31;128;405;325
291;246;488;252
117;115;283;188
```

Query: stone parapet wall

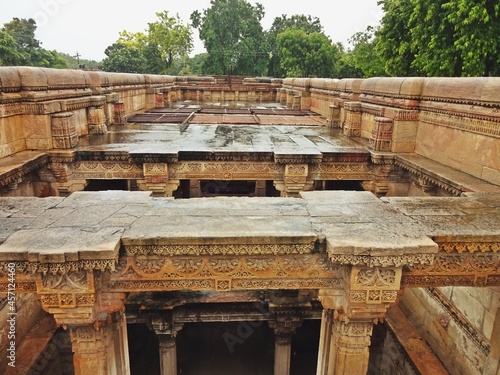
282;76;500;186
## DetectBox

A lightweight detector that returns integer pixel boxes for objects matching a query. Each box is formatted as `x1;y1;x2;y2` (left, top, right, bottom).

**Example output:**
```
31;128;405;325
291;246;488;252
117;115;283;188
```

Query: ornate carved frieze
73;161;143;180
105;254;342;292
125;243;315;257
0;259;117;276
168;161;282;180
0;153;50;188
420;107;500;138
309;162;372;181
438;242;500;254
402;253;500;287
0;103;23;118
328;253;435;268
394;158;463;196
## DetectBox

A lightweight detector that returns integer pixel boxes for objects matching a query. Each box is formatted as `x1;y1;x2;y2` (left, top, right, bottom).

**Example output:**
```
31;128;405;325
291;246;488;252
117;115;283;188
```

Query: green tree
344;26;386;78
377;0;500;77
148;11;193;71
101;42;148;73
277;29;340;78
191;0;268;76
266;14;324;77
0;31;24;65
376;0;417;76
1;18;67;68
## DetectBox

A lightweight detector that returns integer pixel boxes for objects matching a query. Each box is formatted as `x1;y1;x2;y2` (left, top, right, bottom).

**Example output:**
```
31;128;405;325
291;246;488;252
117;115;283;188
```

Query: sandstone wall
400;287;500;375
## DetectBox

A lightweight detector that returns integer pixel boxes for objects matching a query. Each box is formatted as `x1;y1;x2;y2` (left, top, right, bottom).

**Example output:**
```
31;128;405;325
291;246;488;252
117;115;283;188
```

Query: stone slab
1;191;500;266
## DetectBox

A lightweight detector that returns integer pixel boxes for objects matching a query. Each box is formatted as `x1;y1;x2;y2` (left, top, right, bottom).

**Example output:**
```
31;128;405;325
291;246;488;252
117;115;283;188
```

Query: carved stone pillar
149;313;184;375
67;301;130;375
69;314;130;375
269;317;302;375
369;117;393;151
329;320;374;375
158;336;178;375
343;102;362;137
363;154;397;197
51;112;78;149
317;265;402;375
113;102;126;125
255;180;267;196
87;106;107;134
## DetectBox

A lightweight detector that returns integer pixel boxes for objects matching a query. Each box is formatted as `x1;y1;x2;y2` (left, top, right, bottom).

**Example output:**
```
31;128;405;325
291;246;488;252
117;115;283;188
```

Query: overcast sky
1;0;383;61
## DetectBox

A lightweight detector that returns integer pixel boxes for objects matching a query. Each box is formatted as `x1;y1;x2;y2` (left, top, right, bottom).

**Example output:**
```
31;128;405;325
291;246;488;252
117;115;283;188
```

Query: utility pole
74;51;81;67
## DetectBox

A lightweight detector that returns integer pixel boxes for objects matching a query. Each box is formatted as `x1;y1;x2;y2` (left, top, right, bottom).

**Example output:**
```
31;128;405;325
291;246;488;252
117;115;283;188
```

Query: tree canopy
266;14;324;77
0;18;68;68
190;0;268;76
277;29;340;78
376;0;500;77
102;12;192;74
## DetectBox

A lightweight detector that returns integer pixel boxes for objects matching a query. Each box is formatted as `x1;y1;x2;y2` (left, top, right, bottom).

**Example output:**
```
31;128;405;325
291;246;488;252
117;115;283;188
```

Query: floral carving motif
42;271;88;290
172;258;204;274
134;256;166;274
246;257;275;272
357;268;396;287
209;258;240;273
281;257;310;273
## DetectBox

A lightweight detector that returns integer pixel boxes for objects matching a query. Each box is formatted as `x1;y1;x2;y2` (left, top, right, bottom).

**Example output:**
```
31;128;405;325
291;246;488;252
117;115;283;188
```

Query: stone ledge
395;154;500;195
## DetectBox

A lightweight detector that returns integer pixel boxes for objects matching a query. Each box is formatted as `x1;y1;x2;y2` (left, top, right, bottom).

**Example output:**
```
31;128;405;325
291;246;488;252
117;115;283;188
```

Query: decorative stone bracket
274;164;314;197
137;163;180;197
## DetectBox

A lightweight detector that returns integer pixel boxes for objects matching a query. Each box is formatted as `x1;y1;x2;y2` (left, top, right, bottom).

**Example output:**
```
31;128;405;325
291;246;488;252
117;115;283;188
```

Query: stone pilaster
343;102;362;137
369;117;393;152
155;93;165;108
69;322;119;375
328;105;341;128
51;112;78;149
87;106;107;134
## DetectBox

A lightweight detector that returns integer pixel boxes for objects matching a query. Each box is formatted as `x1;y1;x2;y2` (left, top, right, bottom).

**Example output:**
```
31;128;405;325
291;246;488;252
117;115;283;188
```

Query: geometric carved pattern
125;244;315;256
0;260;117;275
420;110;500;139
438;242;500;254
73;161;143;180
328;254;435;267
